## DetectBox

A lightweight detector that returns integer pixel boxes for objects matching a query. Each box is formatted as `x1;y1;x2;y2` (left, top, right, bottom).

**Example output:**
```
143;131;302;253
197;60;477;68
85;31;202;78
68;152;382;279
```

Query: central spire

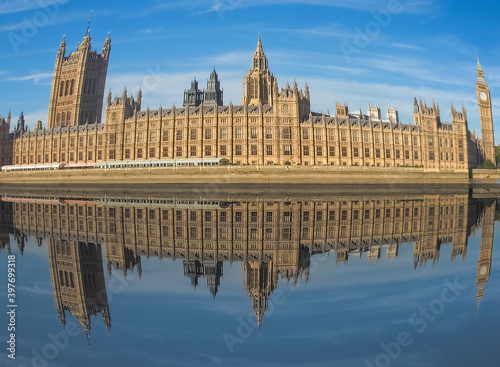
251;33;268;72
257;32;263;52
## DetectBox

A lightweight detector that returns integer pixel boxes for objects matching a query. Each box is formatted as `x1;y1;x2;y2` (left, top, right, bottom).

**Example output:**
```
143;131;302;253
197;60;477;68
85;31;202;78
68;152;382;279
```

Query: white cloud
6;72;53;85
0;0;68;15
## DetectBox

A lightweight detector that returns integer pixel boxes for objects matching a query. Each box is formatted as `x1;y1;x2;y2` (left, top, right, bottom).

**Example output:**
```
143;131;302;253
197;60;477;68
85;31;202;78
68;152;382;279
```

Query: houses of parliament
0;191;496;332
0;29;496;171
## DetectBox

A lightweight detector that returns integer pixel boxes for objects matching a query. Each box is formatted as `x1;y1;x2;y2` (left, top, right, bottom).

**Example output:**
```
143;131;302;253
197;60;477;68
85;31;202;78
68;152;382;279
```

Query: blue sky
1;0;499;141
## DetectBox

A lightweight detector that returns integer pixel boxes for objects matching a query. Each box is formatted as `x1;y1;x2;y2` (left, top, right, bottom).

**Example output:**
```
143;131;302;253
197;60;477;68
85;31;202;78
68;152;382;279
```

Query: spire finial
86;10;93;37
476;50;482;69
257;32;262;51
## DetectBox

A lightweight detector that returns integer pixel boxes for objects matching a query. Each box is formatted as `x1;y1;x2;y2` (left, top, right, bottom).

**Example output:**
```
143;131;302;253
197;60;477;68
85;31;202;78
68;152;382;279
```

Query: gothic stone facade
5;34;494;171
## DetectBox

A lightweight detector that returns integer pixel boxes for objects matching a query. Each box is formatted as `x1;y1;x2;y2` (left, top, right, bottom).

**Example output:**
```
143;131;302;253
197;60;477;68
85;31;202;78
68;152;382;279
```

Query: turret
102;32;111;60
57;35;66;59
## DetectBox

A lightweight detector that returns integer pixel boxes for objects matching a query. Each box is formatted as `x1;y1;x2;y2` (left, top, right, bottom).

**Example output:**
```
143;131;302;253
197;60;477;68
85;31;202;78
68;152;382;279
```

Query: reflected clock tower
476;201;496;308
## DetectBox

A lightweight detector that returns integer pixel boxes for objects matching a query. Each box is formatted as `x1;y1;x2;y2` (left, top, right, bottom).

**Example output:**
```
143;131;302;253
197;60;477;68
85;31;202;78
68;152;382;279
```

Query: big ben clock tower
476;57;496;164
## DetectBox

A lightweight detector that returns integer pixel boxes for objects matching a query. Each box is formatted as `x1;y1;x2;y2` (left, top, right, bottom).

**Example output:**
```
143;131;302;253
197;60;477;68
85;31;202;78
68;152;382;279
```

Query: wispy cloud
6;71;53;85
391;42;422;50
121;0;437;19
432;33;474;56
0;0;68;15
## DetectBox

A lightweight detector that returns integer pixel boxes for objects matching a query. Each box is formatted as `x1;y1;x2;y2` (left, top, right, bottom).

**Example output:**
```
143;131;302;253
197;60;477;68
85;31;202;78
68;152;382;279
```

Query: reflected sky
0;190;499;367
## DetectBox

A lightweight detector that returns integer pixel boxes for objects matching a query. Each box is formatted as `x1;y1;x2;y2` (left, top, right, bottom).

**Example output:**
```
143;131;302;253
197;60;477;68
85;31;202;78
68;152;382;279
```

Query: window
250;145;257;156
124;149;131;159
176;146;182;157
250;128;258;139
284;145;292;156
396;150;400;159
414;151;419;160
266;212;273;222
79;136;85;147
190;146;197;157
342;147;347;157
404;135;409;146
458;139;464;149
235;128;242;139
341;130;347;142
428;151;434;160
386;149;391;159
282;128;291;140
428;137;433;147
374;133;380;144
315;128;322;140
352;131;358;142
303;128;309;140
162;147;169;157
395;135;400;145
250;212;258;223
108;149;115;160
316;146;323;157
235;212;242;222
137;148;143;158
235;145;242;156
162;131;169;142
365;148;370;158
176;130;183;141
150;131;157;143
266;128;273;139
353;147;359;158
220;145;227;156
413;137;418;146
205;128;212;140
405;150;410;160
125;133;131;144
385;133;391;144
303;146;310;156
329;147;335;157
364;132;369;143
137;132;143;143
220;128;227;140
375;149;381;158
192;129;199;140
149;148;156;158
205;145;212;156
220;212;227;222
328;130;335;141
266;145;273;156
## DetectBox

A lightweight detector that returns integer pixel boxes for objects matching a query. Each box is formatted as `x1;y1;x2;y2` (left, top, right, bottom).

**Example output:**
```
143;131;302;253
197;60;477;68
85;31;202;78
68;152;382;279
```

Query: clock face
480;266;488;276
480;92;488;101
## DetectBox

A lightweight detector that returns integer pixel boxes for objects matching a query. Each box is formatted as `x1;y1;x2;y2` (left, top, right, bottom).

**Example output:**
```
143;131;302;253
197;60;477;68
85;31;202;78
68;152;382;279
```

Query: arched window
61;112;66;124
111;112;117;122
66;112;71;124
70;80;74;95
59;81;64;97
56;113;61;123
65;81;69;96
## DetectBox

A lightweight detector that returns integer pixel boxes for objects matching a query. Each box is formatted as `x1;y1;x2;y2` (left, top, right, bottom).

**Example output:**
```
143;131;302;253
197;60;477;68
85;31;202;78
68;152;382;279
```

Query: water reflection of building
48;239;111;333
0;193;495;330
